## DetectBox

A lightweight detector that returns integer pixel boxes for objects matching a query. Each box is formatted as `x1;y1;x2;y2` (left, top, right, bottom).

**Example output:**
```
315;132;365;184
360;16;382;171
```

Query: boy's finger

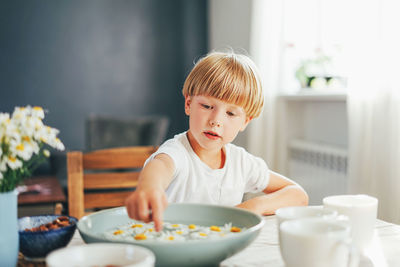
125;195;137;219
138;197;150;222
132;201;140;221
151;199;164;232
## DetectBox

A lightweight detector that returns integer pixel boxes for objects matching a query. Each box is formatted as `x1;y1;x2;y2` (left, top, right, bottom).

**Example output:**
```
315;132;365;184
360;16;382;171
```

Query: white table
70;215;400;267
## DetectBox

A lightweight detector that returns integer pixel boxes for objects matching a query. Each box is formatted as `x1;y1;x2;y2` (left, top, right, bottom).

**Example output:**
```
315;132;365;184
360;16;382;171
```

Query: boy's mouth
203;131;220;140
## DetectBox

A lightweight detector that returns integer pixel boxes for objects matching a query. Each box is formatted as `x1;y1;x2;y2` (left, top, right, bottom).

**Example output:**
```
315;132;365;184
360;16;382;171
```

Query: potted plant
0;106;64;266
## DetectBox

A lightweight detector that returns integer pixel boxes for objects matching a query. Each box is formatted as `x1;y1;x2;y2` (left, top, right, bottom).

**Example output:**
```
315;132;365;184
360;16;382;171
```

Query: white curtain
247;0;284;171
347;0;400;223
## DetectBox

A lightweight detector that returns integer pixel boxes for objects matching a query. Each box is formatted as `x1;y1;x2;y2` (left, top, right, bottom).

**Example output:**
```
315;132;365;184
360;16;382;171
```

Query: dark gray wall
0;0;208;151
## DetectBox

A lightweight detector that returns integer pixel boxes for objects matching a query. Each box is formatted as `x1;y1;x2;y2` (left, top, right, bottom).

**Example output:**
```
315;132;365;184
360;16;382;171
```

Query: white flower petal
0;161;7;172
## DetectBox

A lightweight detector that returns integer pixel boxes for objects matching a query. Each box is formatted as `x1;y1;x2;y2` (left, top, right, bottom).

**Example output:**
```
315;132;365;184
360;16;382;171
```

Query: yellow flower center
199;232;207;237
22;136;30;142
210;226;221;232
134;234;147;240
33;106;43;111
16;144;24;151
131;224;143;228
168;236;175;241
8;156;17;162
188;224;196;229
113;230;124;235
231;226;241;232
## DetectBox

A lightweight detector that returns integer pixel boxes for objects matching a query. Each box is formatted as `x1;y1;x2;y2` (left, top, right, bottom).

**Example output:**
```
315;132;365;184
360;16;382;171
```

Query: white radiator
288;139;348;205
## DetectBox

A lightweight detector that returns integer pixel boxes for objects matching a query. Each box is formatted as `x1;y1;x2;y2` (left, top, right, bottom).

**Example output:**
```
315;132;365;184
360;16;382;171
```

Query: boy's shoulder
151;132;193;167
226;142;247;153
226;142;266;163
158;132;189;152
226;142;252;159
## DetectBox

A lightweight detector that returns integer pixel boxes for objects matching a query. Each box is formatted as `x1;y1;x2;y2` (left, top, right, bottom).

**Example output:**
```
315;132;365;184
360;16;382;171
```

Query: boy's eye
227;111;235;116
201;104;212;109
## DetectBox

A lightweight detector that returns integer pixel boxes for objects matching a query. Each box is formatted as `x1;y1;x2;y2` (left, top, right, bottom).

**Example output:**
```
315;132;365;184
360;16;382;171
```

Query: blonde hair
182;51;264;118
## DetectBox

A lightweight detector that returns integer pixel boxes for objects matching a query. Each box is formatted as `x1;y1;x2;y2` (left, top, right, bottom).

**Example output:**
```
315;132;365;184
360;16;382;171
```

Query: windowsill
279;89;347;101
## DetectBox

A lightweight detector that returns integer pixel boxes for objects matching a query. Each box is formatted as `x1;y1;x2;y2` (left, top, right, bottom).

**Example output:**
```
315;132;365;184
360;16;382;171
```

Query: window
280;0;350;92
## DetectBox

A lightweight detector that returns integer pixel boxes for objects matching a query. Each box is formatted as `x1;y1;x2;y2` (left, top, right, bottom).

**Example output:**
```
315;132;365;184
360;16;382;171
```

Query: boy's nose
209;119;221;127
209;109;223;127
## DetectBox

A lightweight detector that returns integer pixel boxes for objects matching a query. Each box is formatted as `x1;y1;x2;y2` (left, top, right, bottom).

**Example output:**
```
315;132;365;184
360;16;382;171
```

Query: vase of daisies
0;106;64;266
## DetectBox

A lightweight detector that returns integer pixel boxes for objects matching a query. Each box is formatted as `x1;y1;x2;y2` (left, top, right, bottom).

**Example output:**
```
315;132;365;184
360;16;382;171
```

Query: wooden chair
85;115;169;150
67;146;157;219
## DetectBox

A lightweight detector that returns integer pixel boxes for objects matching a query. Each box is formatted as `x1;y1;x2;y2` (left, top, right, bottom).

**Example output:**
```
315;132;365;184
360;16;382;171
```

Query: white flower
6;155;23;170
36;126;55;144
38;126;64;151
19;116;37;137
0;113;11;139
4;121;19;141
9;140;34;161
0;113;10;124
31;106;45;119
11;106;30;122
53;138;65;151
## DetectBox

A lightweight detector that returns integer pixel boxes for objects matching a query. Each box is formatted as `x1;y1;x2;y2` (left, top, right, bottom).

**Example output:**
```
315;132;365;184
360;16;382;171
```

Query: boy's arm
236;171;309;215
125;153;175;231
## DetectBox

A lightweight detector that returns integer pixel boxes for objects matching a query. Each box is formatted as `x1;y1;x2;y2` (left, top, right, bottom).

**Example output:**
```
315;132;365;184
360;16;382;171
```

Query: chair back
85;115;169;150
67;146;157;219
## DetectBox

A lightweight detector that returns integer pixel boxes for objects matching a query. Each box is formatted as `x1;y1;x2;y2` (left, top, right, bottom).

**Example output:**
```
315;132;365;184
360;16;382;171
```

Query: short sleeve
143;138;186;178
243;153;270;193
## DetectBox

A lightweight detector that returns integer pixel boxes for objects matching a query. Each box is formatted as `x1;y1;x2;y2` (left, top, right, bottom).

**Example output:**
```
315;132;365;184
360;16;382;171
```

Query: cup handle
339;238;359;267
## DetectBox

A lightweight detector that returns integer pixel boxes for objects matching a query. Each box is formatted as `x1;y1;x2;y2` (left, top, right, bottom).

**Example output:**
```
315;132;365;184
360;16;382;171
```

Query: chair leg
54;203;63;215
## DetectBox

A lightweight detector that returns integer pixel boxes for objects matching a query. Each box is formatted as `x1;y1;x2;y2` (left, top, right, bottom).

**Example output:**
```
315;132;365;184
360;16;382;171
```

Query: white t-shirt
145;132;270;206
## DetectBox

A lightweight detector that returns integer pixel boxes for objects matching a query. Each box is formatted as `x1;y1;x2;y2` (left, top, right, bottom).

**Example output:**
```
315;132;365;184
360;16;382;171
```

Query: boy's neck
186;131;226;169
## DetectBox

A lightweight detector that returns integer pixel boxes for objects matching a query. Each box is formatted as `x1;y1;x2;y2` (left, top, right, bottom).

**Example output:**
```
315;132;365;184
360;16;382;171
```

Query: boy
125;51;308;231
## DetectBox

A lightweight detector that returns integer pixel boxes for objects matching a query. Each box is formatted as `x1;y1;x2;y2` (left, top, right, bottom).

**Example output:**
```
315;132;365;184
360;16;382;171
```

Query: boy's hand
125;186;168;232
125;153;174;232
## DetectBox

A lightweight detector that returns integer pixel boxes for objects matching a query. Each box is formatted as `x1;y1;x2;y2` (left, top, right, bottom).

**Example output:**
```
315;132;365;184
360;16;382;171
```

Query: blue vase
0;189;19;267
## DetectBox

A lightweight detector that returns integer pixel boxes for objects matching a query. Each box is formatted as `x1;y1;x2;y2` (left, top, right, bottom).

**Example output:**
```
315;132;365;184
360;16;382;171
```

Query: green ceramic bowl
77;203;264;267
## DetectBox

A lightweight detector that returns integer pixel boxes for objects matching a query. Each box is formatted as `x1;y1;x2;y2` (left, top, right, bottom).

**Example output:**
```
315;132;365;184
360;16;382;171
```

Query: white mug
276;205;338;227
279;218;359;267
46;243;155;267
323;194;378;252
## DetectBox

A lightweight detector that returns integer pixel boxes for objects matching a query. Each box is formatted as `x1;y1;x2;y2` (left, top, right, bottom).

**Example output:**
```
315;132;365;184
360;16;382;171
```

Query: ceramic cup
275;205;338;227
46;243;155;267
279;218;359;267
323;194;378;252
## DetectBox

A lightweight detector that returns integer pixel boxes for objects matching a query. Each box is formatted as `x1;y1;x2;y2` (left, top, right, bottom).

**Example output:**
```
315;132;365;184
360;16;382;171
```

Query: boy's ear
184;96;191;116
240;116;253;131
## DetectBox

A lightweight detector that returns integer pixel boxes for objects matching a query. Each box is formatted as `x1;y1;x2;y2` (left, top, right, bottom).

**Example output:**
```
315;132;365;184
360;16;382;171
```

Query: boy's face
184;95;251;152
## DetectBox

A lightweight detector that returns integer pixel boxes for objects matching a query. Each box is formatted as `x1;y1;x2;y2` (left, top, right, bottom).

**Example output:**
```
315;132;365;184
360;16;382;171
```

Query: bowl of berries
18;215;77;260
